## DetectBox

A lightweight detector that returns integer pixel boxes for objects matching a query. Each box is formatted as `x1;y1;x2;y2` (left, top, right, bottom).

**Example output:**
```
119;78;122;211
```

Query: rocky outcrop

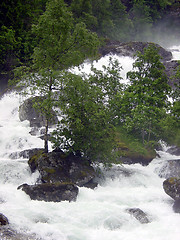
18;150;97;202
126;208;150;224
100;40;180;88
100;40;172;61
19;96;58;128
9;148;44;159
120;155;154;166
0;213;9;226
28;150;97;188
18;183;79;202
158;159;180;179
163;177;180;200
0;226;38;240
167;146;180;156
163;177;180;213
173;199;180;213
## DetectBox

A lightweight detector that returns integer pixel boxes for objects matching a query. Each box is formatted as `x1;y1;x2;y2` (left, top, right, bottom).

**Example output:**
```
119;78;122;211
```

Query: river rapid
0;45;180;240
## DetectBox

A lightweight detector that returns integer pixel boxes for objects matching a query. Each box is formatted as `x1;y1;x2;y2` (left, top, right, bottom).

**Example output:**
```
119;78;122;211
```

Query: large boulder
163;177;180;200
173;199;180;213
9;148;44;159
166;146;180;156
28;150;97;188
0;226;38;240
158;159;180;179
19;96;58;128
126;208;150;224
100;40;172;61
18;183;78;202
0;213;9;226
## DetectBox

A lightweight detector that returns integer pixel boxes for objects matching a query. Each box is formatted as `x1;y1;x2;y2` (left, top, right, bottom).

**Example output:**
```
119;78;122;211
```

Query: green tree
0;0;47;70
52;58;123;161
70;0;97;30
14;0;99;153
109;0;132;41
130;0;153;41
121;44;171;144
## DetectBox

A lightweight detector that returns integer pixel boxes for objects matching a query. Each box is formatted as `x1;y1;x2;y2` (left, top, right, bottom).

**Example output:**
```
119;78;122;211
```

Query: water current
0;45;180;240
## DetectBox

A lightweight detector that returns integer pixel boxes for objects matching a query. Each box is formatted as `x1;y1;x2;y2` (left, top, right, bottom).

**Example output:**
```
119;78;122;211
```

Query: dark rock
28;150;97;188
0;226;39;240
158;159;180;178
18;183;79;202
163;177;180;200
9;148;44;159
173;199;180;213
19;96;58;128
100;41;172;62
120;156;153;166
0;213;9;226
167;146;180;156
126;208;150;224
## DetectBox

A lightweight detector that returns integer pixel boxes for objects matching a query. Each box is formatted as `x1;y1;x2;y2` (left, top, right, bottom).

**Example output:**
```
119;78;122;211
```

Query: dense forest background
1;0;180;80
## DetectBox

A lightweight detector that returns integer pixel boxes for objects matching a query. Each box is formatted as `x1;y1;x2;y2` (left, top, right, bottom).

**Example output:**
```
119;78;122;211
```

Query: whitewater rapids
0;47;180;240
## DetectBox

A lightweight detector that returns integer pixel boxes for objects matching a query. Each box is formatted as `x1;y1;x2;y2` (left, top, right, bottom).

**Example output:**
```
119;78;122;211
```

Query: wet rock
163;177;180;200
126;208;150;224
120;155;154;166
19;96;58;128
9;148;44;159
173;199;180;213
28;150;97;188
100;40;172;61
0;226;39;240
18;182;79;202
166;146;180;156
0;213;9;226
158;159;180;179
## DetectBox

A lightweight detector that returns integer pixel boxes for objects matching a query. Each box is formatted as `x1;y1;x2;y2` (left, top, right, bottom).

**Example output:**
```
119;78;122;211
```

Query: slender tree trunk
44;74;53;153
148;123;151;143
142;128;145;145
44;118;49;153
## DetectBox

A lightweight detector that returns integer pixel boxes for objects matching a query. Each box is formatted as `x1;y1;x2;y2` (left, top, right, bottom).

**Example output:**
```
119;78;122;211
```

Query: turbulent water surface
0;46;180;240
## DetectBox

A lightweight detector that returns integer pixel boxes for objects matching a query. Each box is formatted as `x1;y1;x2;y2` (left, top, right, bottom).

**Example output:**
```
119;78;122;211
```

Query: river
0;45;180;240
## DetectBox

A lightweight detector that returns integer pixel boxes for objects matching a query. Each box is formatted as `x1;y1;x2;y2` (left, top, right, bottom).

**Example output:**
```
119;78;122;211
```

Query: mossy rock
28;150;98;188
163;177;180;200
18;183;79;202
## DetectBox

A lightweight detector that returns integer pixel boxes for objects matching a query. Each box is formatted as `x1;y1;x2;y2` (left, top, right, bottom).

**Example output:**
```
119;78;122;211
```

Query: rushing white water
169;45;180;60
0;50;180;240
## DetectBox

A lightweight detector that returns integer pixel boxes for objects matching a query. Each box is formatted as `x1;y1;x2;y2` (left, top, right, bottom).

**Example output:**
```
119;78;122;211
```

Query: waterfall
0;47;180;240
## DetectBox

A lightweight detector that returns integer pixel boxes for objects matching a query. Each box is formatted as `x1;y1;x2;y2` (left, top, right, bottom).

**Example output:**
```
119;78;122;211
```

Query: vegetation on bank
1;0;180;163
1;0;179;76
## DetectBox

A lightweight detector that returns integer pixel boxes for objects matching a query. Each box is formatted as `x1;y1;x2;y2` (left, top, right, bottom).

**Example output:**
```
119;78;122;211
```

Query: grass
114;126;157;162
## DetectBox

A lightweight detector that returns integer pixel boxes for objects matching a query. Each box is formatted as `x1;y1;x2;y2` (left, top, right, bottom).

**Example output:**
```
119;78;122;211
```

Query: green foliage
115;126;156;160
121;44;171;144
51;58;123;161
0;26;19;72
0;0;48;75
14;0;99;153
51;72;115;161
162;64;180;146
130;0;153;41
32;0;99;71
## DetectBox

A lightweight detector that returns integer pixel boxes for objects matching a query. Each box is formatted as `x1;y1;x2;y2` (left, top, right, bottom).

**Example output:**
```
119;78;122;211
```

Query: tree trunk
147;123;151;143
44;118;49;153
142;129;145;145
